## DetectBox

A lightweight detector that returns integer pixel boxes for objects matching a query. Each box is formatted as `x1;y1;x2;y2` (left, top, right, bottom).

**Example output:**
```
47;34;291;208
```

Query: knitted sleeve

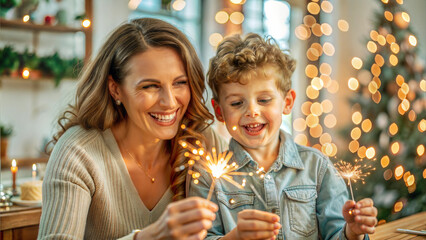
38;133;96;239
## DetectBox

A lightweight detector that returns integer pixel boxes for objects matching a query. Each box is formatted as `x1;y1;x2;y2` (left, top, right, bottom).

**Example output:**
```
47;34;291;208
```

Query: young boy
188;33;377;240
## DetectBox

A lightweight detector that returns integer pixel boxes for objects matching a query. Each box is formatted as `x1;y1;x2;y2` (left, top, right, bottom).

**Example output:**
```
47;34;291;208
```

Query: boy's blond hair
208;33;296;101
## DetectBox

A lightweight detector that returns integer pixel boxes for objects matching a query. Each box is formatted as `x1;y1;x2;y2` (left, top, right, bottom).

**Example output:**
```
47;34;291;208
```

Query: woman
38;18;226;240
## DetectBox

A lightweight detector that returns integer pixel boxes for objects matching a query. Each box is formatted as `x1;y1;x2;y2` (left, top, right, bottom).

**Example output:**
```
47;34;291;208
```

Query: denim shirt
189;130;368;240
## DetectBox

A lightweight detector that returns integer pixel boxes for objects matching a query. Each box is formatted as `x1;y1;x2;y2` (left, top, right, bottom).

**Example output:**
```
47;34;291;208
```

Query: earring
115;100;121;105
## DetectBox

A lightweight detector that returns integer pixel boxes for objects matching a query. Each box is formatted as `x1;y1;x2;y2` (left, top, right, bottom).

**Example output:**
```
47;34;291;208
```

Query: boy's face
214;68;296;150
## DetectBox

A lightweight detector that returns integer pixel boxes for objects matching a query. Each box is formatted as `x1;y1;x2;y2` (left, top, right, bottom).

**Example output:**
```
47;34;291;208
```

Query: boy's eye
230;101;243;107
258;98;272;104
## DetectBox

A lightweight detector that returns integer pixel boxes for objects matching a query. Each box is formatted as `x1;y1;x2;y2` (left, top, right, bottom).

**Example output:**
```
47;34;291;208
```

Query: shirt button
229;198;235;205
271;208;278;214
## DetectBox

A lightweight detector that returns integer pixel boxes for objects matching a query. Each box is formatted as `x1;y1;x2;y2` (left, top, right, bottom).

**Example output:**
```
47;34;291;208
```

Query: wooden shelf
0;18;88;33
0;75;77;83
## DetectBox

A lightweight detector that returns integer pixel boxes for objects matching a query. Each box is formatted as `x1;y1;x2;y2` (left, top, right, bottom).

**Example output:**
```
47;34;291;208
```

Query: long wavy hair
47;18;213;201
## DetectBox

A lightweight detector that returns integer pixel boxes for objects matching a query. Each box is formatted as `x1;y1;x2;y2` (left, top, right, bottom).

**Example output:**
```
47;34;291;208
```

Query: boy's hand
342;198;378;240
228;209;281;240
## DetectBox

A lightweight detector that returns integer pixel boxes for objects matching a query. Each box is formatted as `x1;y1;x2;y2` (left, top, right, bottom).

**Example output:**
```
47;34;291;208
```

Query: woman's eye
141;84;160;89
175;80;188;86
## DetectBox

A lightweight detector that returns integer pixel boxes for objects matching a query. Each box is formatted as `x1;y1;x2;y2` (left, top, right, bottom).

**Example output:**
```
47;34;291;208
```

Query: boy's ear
283;89;296;115
211;99;225;122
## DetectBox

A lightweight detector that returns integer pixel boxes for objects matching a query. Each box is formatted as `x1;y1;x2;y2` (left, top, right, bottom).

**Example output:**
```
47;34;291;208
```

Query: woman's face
113;47;191;140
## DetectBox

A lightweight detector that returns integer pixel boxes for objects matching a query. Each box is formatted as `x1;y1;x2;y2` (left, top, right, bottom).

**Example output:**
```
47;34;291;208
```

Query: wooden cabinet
0;206;42;240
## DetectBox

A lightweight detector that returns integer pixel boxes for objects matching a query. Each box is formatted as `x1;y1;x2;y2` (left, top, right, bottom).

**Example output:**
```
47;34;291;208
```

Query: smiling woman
38;18;227;240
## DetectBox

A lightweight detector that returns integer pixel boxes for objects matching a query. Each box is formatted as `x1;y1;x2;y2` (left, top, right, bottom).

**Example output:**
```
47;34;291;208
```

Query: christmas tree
342;0;426;222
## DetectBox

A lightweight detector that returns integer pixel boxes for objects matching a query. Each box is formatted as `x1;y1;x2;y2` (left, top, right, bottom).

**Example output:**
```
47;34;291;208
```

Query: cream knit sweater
38;126;227;240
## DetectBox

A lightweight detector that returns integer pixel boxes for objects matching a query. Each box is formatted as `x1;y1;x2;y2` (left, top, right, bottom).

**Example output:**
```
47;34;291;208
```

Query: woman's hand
342;198;378;240
223;209;281;240
137;197;218;240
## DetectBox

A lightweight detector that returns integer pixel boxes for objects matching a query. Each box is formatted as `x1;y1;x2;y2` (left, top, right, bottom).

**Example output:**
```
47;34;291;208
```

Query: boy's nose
159;87;178;108
245;103;260;118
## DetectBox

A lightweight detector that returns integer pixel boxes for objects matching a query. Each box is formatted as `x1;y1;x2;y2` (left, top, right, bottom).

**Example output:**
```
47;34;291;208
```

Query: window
129;0;202;53
244;0;293;133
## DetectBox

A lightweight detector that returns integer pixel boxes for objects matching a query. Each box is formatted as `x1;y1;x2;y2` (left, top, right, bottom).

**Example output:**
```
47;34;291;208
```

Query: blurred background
0;0;425;223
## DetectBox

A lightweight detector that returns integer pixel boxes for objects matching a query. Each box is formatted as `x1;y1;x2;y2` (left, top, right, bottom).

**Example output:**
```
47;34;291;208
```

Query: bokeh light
338;20;349;32
351;57;363;70
209;33;223;47
307;2;320;15
215;11;229;24
348;78;359;91
381;155;390;168
408;35;417;46
230;12;244;24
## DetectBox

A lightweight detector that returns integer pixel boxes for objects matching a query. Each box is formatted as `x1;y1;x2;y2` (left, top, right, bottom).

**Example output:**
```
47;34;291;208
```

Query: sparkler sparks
334;159;376;202
177;139;249;201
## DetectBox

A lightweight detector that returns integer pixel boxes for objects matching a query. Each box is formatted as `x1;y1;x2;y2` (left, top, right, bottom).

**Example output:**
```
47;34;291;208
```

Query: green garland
0;45;83;86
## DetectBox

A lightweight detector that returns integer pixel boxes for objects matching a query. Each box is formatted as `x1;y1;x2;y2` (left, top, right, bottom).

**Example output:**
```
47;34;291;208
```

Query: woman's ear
283;89;296;115
211;99;225;122
108;75;120;100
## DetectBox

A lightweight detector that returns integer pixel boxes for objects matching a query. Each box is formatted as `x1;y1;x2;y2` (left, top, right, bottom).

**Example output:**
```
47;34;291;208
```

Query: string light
381;156;390;168
215;11;229;24
348;78;359;91
128;0;141;10
351;57;363;70
229;12;244;24
209;33;223;47
307;2;320;15
82;19;91;28
303;15;316;27
22;68;30;79
295;25;311;40
172;0;186;11
320;1;333;13
337;19;349;32
23;15;30;22
408;35;417;46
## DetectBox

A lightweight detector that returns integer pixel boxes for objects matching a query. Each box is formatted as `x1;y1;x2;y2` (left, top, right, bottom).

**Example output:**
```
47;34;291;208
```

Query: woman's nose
159;87;178;108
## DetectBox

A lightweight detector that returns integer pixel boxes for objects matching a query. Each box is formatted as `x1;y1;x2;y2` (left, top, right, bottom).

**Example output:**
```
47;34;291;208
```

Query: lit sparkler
177;139;249;201
334;159;376;202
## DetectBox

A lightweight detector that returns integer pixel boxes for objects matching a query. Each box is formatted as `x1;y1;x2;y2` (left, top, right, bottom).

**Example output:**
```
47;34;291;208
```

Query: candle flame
12;159;17;167
32;164;37;171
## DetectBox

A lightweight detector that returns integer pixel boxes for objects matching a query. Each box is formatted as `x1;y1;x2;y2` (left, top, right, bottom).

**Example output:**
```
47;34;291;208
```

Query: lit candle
32;164;37;181
11;159;18;195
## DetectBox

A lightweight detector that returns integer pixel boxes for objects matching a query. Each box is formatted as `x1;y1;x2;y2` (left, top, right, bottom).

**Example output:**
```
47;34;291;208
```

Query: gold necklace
124;148;155;183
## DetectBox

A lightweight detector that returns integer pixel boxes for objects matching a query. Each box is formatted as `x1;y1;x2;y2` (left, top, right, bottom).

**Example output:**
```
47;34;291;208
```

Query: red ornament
44;15;55;25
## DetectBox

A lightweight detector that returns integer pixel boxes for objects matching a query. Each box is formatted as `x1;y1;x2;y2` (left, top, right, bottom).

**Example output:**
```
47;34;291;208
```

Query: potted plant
0;46;20;77
0;123;13;160
0;0;21;18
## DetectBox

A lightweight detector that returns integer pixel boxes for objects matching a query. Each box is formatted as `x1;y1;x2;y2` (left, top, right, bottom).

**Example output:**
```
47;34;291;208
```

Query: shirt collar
229;129;304;171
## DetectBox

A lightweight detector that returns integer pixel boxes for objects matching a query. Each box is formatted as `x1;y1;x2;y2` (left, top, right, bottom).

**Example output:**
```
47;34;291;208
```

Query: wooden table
370;211;426;239
0;205;42;240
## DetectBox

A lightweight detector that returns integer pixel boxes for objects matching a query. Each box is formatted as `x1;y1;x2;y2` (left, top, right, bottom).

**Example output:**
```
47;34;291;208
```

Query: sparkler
177;139;249;201
334;158;376;202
